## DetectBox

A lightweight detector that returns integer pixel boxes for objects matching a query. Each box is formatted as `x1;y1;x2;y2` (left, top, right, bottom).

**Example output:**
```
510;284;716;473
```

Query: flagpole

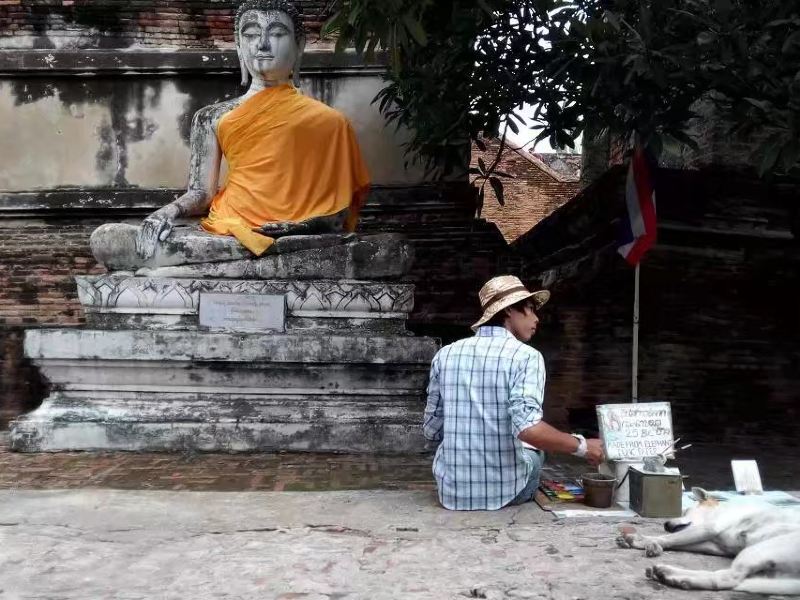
632;262;640;403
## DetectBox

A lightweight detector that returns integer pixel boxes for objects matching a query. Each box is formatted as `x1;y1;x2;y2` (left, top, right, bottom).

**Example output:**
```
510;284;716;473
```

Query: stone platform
11;270;439;454
76;274;416;333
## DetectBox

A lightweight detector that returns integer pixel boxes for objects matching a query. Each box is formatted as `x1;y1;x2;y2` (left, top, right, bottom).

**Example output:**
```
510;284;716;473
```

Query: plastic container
581;472;617;508
600;460;644;505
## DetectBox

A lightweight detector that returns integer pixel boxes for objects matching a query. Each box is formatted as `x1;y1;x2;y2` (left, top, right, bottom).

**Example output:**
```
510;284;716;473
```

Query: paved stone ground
0;488;784;600
1;432;798;599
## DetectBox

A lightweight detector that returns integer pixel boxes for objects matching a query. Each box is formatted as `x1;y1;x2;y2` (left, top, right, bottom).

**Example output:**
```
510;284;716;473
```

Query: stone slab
12;328;439;453
24;329;438;364
27;361;429;394
10;392;428;453
198;293;286;332
84;312;408;334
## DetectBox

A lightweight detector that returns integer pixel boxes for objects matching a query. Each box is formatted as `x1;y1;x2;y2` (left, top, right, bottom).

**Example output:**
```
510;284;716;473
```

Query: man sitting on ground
423;275;605;510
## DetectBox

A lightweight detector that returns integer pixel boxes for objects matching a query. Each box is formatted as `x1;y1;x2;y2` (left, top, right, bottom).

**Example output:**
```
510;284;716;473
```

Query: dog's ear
691;487;709;501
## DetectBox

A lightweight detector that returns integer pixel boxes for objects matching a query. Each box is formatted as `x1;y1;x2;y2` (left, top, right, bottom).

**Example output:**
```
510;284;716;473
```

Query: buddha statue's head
235;0;306;88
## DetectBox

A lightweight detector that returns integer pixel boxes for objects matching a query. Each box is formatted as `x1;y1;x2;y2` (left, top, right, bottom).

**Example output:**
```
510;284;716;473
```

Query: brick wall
0;1;331;49
515;168;800;447
471;139;581;242
0;329;44;426
531;239;800;448
0;218;106;425
0;220;104;327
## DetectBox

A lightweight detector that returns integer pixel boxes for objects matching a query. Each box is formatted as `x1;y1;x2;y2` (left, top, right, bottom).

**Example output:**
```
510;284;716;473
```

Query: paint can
581;472;617;508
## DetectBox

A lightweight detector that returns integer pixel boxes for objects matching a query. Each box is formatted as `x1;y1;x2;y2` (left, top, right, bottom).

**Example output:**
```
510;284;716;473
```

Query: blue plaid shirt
423;326;545;510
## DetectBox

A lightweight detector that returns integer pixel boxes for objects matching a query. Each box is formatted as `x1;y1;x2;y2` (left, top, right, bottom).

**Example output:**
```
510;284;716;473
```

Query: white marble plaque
199;293;286;332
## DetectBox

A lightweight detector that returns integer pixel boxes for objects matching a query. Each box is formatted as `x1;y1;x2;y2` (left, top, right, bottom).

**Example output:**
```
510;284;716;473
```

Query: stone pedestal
11;271;439;453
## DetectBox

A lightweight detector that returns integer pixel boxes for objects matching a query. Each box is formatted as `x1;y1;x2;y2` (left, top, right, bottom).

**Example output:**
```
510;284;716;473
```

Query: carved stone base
11;266;440;453
77;274;416;333
10;330;439;453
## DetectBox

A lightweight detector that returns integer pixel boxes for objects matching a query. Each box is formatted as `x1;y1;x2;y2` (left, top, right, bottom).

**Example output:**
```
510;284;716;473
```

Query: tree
323;0;800;203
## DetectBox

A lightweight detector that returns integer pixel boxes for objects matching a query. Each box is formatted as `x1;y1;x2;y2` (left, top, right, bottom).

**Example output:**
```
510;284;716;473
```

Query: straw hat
471;275;550;331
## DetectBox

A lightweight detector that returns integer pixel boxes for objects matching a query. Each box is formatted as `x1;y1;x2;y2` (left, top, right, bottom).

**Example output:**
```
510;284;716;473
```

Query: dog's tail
734;578;800;596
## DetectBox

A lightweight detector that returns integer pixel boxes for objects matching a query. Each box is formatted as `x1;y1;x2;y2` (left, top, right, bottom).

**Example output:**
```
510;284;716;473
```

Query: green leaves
402;14;428;46
489;176;505;206
325;0;800;181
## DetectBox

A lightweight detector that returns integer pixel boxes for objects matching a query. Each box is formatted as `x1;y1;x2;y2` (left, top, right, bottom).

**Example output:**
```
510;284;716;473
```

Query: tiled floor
0;432;796;492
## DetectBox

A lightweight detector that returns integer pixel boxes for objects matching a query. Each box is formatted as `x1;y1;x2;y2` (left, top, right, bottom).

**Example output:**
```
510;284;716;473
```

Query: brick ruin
471;138;581;242
514;168;800;447
0;1;330;49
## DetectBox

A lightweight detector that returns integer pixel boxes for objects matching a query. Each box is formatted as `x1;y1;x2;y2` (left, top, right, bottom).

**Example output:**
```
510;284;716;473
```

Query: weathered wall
0;1;329;49
0;217;104;425
515;168;800;447
471;139;581;242
0;51;426;189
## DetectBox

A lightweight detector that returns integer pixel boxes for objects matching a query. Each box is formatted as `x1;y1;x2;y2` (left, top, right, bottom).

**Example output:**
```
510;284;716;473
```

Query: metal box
629;467;682;518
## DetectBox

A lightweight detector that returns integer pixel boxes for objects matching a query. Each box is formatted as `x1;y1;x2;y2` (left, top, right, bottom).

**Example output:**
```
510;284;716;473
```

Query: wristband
570;433;587;458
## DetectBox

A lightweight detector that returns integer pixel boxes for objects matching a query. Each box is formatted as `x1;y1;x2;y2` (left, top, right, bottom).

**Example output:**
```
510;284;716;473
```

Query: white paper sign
731;460;763;494
597;402;674;460
199;293;286;332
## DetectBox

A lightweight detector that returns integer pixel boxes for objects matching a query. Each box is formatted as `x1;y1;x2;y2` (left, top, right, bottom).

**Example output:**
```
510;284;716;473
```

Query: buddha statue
91;0;372;273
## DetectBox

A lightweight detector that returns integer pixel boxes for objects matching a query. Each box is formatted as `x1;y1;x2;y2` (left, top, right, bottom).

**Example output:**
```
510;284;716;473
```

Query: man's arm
509;351;604;466
423;353;443;442
507;350;546;438
518;421;583;453
517;422;602;466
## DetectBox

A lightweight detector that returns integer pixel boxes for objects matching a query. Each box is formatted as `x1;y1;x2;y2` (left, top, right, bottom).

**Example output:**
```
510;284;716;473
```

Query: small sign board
597;402;674;460
199;293;286;332
731;460;763;494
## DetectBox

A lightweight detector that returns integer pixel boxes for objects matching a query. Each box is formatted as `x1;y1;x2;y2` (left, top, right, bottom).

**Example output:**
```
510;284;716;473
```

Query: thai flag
617;145;657;265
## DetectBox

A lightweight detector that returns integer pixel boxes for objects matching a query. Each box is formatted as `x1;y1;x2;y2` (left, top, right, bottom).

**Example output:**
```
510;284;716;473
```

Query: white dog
617;488;800;595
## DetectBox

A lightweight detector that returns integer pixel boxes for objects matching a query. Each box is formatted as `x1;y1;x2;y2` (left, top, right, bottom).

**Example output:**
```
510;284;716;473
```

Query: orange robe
200;84;371;255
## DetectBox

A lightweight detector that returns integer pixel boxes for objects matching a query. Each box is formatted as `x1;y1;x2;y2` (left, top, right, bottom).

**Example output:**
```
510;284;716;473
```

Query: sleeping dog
617;488;800;595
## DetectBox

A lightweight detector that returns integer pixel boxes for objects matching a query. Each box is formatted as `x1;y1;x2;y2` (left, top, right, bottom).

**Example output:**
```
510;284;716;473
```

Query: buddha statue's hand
136;203;181;259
